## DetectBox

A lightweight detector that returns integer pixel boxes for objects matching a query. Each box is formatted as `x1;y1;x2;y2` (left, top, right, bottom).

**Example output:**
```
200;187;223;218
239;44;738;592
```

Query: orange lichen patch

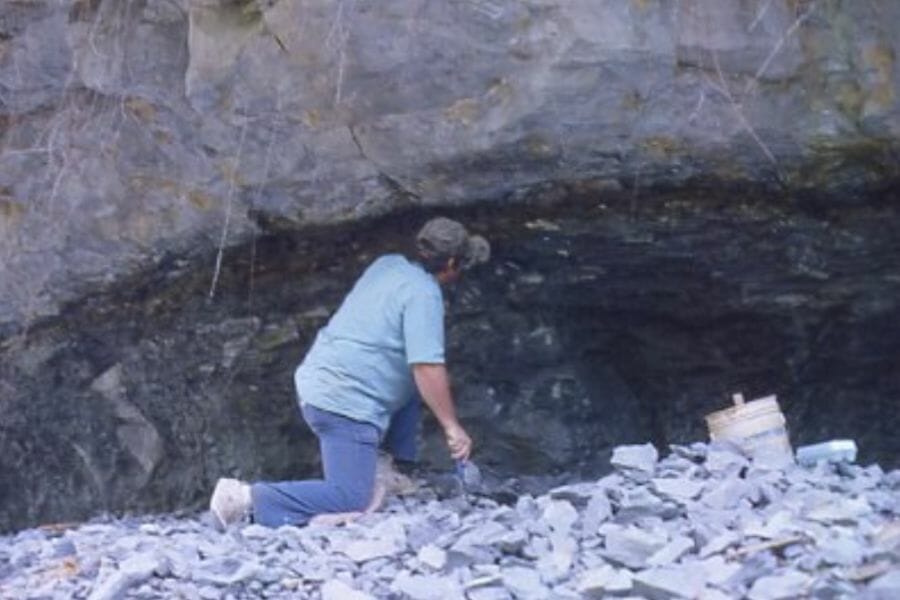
302;108;321;128
631;0;651;13
129;175;180;195
523;134;555;158
513;13;532;32
444;97;480;126
833;80;865;119
27;556;81;591
486;78;514;104
68;0;101;23
154;129;174;145
220;162;244;187
621;90;643;111
62;557;79;577
125;97;158;122
187;189;215;211
640;136;682;157
793;137;895;187
37;521;81;535
865;42;895;73
864;43;896;109
0;197;26;223
0;112;23;133
693;148;751;182
128;176;215;212
127;211;157;243
413;174;449;197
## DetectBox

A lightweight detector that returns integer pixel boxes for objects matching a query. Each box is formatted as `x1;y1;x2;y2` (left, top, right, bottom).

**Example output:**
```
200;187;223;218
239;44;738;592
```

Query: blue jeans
384;394;420;463
251;400;419;527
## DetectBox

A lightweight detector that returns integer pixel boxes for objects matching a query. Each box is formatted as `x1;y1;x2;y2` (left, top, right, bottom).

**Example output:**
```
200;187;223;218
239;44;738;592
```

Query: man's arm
412;363;472;460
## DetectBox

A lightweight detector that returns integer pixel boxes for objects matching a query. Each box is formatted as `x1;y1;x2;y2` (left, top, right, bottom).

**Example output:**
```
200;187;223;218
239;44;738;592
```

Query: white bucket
705;394;794;467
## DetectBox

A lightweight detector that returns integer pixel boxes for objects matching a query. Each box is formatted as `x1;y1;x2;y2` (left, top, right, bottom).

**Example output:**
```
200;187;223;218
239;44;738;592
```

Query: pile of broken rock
2;442;898;599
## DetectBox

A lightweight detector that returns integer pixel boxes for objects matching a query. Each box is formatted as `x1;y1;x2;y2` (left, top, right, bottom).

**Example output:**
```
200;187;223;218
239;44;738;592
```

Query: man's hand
412;363;473;461
444;422;472;461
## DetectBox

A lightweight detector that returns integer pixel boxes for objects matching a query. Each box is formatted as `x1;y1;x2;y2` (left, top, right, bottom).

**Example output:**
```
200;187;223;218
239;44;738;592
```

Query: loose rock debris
1;441;898;599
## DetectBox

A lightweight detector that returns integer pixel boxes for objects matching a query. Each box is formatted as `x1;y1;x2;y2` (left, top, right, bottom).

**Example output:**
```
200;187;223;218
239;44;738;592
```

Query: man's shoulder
371;253;414;270
371;255;437;289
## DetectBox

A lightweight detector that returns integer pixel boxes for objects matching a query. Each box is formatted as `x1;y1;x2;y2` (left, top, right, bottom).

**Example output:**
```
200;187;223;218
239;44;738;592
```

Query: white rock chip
88;553;163;600
612;443;660;474
747;569;812;600
576;564;633;598
543;500;579;533
501;566;548;599
392;572;463;600
417;544;447;570
338;537;402;563
806;496;871;524
864;569;900;600
647;535;695;566
604;526;668;569
632;564;708;599
652;477;705;501
321;579;375;600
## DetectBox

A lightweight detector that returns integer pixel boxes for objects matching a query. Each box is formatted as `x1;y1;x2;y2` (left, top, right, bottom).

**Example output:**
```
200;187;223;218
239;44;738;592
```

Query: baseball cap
415;217;490;269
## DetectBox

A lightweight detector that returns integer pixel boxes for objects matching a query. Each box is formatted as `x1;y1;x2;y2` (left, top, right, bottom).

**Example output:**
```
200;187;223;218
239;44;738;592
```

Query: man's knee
336;482;374;512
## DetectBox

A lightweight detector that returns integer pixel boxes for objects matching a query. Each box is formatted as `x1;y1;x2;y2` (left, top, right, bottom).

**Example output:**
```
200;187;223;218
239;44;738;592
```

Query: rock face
1;0;899;532
1;0;900;330
2;190;899;532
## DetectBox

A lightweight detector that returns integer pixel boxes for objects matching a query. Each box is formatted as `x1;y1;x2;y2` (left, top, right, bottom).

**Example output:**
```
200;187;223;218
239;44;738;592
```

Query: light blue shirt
294;254;445;433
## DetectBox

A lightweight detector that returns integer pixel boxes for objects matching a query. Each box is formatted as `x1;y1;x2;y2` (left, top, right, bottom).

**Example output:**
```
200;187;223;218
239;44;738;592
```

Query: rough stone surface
2;193;900;530
0;442;897;599
321;579;374;600
2;1;899;534
864;570;900;600
611;443;660;475
1;0;900;334
632;564;708;599
746;570;812;600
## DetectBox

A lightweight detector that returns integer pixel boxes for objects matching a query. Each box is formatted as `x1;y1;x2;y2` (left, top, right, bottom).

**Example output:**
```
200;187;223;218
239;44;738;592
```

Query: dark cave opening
1;187;899;531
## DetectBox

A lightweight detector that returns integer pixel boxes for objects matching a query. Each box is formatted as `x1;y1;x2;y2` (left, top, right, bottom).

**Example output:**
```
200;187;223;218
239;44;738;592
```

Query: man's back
294;254;445;432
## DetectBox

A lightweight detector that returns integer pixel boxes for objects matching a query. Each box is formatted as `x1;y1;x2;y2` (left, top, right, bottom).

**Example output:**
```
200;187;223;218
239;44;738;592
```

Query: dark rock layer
1;185;898;532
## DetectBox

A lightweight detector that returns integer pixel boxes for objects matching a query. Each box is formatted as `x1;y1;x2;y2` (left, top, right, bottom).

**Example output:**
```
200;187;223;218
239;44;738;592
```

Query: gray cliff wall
1;0;899;331
2;191;899;532
1;1;899;531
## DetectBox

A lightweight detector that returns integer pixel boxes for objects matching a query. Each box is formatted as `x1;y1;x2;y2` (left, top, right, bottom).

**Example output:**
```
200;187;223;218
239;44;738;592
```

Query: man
209;217;490;527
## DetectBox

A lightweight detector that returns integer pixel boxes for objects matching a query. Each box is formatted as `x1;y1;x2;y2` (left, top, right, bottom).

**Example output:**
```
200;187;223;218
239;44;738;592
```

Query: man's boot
209;478;251;529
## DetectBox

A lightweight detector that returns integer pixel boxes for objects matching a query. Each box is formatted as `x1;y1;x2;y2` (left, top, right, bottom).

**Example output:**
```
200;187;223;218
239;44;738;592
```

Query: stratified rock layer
2;191;898;532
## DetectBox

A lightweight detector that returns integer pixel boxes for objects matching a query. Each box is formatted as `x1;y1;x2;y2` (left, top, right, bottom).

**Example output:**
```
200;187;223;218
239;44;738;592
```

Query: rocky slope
1;443;898;599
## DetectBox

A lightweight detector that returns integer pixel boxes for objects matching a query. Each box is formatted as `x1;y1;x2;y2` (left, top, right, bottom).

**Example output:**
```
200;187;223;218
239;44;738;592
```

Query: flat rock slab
651;478;705;502
576;565;634;598
747;570;813;600
864;570;900;600
603;526;668;569
612;444;660;474
632;565;708;599
321;579;375;600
